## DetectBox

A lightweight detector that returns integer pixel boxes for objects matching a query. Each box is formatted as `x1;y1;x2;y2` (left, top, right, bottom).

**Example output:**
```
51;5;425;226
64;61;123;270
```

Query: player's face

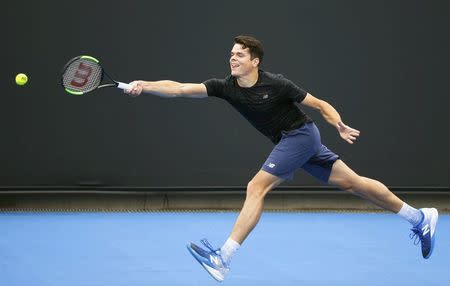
230;44;259;77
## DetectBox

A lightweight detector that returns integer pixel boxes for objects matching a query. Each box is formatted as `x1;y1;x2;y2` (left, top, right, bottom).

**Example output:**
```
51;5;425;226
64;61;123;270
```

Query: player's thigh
327;159;361;190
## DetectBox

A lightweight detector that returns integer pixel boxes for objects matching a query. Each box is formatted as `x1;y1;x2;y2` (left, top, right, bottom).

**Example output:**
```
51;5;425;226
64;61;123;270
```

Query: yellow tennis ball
15;73;28;86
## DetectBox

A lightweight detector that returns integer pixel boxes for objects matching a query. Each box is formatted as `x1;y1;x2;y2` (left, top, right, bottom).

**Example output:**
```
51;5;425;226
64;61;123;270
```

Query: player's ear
252;57;260;67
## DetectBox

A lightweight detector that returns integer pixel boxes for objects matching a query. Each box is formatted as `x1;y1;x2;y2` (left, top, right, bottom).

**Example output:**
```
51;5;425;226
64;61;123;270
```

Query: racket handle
117;82;132;90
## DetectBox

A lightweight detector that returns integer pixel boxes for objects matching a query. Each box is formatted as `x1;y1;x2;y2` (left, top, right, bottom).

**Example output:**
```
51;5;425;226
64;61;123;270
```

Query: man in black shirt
125;35;438;282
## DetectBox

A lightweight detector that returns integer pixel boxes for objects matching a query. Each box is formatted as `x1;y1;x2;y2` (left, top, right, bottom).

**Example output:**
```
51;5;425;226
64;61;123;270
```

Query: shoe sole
186;244;225;282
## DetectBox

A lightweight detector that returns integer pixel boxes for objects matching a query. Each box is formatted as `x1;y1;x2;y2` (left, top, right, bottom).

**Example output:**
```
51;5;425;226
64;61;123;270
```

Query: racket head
61;55;105;95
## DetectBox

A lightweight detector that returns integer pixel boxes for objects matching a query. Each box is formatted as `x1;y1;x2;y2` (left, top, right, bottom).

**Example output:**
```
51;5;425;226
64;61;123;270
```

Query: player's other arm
125;80;208;99
300;93;360;144
301;93;342;127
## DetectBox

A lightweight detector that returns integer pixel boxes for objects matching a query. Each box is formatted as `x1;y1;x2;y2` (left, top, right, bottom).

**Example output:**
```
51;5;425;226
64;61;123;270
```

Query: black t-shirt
203;70;313;144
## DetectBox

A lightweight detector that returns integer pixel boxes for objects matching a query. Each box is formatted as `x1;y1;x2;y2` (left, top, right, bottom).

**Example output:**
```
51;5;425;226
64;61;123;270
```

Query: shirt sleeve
278;75;308;103
203;78;227;99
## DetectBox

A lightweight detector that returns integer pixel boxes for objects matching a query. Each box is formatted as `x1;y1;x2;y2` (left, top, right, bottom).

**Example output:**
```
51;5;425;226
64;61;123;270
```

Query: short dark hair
234;35;264;65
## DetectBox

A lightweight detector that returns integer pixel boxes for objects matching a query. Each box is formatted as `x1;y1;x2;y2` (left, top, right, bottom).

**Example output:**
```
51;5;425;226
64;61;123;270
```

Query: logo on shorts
267;163;276;168
262;94;269;99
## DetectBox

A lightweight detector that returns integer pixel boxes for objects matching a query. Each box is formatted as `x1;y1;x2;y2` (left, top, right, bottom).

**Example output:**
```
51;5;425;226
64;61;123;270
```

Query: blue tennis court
1;211;448;285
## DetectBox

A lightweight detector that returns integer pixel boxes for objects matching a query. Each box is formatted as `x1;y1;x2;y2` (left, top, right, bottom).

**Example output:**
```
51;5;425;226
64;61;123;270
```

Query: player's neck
236;69;259;88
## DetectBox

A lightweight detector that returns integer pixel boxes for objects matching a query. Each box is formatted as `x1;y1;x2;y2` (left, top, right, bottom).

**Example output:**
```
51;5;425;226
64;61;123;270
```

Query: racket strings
62;58;103;92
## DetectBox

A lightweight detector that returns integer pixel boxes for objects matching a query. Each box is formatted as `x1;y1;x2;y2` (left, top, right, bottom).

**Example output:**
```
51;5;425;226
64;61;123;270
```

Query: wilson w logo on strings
70;62;92;87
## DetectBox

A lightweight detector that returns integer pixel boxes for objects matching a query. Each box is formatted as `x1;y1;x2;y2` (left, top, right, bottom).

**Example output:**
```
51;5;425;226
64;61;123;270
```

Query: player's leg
327;159;403;212
229;170;284;244
186;171;283;282
186;171;284;282
327;159;438;259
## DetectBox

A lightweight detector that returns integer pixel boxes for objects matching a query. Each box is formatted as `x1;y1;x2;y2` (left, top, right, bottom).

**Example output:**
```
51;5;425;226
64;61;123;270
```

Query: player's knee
246;180;268;199
338;175;365;194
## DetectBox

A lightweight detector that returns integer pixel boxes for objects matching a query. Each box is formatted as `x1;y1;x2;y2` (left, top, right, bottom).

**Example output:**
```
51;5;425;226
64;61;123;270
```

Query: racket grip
117;82;132;90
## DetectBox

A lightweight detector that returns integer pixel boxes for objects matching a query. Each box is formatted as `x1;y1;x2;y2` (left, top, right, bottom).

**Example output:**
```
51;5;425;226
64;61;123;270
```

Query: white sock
220;238;240;265
397;202;423;226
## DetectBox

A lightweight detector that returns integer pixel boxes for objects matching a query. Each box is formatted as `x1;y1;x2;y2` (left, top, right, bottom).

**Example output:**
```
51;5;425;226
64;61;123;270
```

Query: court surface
1;212;448;285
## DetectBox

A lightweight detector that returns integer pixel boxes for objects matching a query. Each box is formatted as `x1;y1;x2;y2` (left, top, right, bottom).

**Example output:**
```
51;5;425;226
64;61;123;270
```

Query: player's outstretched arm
124;80;208;99
301;93;360;144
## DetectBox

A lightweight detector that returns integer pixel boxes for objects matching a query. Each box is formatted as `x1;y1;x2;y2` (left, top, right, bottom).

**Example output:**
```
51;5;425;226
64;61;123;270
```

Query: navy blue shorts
261;122;339;182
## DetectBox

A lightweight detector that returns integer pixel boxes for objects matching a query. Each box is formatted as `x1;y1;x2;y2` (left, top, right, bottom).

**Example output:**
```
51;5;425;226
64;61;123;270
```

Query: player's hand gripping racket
61;55;131;95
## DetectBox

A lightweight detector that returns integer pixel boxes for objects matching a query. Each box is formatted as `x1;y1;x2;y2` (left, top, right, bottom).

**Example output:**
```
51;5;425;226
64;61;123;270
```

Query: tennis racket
61;55;132;95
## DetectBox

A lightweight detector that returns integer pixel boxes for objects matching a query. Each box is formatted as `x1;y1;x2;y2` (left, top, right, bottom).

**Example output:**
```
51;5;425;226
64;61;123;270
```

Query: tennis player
125;35;438;282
